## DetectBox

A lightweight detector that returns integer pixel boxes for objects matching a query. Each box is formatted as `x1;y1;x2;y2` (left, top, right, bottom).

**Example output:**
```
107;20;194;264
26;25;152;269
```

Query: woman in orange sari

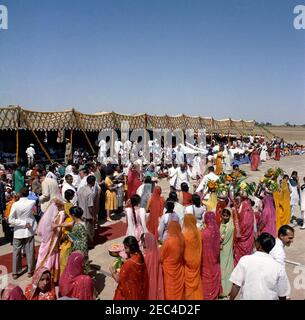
182;214;203;300
160;221;185;300
111;236;148;300
146;186;165;240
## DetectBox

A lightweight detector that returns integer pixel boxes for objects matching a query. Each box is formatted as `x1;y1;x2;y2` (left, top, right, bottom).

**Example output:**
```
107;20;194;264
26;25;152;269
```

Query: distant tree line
255;121;305;128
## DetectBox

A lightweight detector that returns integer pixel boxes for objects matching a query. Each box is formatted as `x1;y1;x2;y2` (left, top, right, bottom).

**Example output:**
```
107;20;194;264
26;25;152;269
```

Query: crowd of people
0;134;304;300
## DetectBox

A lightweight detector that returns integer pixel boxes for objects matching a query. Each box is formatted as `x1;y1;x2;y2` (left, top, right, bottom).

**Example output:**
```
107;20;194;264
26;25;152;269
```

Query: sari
1;285;25;300
201;212;221;300
203;192;217;212
215;152;223;175
160;221;185;300
183;215;203;300
127;169;142;200
260;193;276;238
114;252;148;300
59;252;94;300
275;182;291;232
25;268;57;300
36;202;65;283
143;233;165;300
250;149;260;171
215;200;227;227
275;145;281;161
59;202;74;276
233;199;255;266
147;186;165;240
182;192;192;206
220;215;234;297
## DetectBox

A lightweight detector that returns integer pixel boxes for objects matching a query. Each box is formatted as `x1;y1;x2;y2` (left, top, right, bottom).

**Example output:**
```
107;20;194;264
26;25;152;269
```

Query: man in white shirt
229;233;290;300
78;168;90;190
167;162;179;192
25;144;36;167
270;225;294;293
196;166;219;194
9;187;36;279
61;174;77;205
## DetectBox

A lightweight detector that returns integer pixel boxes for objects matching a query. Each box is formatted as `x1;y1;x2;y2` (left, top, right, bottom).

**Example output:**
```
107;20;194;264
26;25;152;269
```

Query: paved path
1;154;305;299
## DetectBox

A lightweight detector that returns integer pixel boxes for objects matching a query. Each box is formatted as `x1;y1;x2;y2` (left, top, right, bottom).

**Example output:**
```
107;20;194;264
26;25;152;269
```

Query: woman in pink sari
233;195;255;266
250;148;260;171
0;285;25;300
35;200;65;283
201;212;221;300
258;191;276;238
127;165;142;200
142;233;165;300
59;251;94;300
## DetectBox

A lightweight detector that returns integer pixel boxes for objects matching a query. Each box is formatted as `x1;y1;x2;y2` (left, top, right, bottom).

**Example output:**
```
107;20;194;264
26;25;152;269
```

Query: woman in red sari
1;285;25;300
127;165;142;200
146;186;165;240
201;212;221;300
142;233;165;300
25;267;57;300
111;236;148;300
274;144;281;161
250;147;260;171
59;251;94;300
160;221;185;300
233;193;255;266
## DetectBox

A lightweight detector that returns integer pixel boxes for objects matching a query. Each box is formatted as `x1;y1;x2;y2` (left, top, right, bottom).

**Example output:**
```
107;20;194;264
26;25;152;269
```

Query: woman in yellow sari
59;189;75;276
215;148;223;175
202;181;218;212
275;175;291;232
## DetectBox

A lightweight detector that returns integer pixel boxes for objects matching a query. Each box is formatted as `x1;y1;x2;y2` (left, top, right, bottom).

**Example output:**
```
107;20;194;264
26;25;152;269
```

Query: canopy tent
0;105;265;164
0;105;256;134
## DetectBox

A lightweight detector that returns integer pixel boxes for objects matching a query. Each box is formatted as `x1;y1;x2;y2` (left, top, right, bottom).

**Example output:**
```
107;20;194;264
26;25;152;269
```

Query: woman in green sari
219;208;234;298
53;206;90;273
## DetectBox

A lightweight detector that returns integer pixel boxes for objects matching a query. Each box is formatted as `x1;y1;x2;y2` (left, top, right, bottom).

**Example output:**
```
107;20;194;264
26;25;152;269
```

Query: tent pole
16;129;19;164
31;129;53;163
82;129;95;154
70;129;73;150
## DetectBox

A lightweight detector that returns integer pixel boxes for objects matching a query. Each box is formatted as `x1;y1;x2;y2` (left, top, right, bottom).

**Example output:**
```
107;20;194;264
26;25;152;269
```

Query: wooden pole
31;129;53;163
16;129;19;164
81;129;95;154
70;129;73;151
112;129;115;157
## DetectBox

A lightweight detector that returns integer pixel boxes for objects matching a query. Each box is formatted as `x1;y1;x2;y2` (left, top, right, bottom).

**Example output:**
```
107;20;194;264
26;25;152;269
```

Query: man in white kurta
98;139;107;163
26;144;36;167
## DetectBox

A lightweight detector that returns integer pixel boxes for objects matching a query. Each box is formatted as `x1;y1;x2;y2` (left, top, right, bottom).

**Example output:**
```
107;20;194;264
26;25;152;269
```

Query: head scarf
29;267;53;300
59;251;94;300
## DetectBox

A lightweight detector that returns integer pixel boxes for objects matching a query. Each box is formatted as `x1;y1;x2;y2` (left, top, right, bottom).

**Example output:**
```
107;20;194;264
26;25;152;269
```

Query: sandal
12;274;19;280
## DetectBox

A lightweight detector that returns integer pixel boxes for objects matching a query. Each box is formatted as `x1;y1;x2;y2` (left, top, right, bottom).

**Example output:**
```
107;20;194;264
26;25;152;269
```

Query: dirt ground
265;126;305;145
1;154;305;300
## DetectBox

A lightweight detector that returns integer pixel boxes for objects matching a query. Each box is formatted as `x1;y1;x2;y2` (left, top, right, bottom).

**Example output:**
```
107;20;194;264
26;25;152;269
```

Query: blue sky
0;0;304;124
